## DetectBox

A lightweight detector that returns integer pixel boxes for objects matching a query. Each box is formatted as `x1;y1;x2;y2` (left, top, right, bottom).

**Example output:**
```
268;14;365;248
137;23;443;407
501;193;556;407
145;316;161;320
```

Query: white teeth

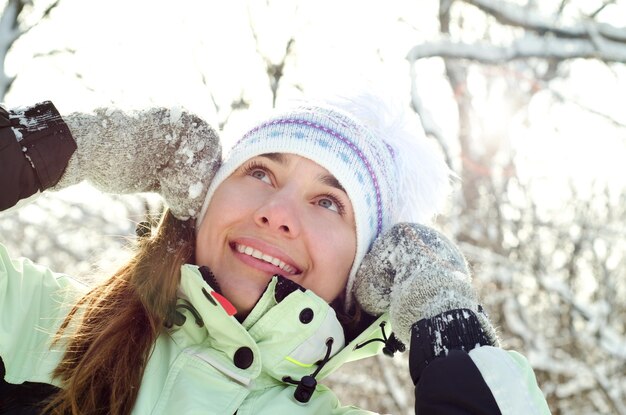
236;243;297;274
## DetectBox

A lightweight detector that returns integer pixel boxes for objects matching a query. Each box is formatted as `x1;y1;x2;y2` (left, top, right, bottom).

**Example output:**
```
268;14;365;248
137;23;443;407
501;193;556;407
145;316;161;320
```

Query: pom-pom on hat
197;94;451;309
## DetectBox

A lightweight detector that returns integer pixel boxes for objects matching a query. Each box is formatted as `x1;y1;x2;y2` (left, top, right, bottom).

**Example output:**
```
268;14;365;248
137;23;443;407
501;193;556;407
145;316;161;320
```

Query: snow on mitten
52;107;221;220
353;222;499;347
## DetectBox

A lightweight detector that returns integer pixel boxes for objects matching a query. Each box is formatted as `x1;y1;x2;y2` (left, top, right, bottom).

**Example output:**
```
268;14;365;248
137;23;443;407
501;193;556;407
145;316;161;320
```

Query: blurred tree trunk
0;0;62;101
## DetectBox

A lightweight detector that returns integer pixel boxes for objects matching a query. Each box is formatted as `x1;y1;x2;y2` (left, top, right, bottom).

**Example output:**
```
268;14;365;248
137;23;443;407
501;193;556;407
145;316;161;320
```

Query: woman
0;99;550;414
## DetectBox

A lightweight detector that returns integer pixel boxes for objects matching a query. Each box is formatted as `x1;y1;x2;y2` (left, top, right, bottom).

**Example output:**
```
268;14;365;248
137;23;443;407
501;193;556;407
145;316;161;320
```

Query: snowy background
1;0;626;413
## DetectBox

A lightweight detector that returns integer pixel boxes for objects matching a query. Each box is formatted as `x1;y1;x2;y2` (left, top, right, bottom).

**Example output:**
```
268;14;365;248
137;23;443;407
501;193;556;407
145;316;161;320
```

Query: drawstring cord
355;321;406;357
164;300;204;328
283;322;405;404
175;302;204;327
283;337;334;403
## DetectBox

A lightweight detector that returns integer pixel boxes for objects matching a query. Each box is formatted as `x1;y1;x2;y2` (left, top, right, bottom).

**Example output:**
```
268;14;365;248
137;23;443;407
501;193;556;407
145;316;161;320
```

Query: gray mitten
353;222;498;347
52;107;221;220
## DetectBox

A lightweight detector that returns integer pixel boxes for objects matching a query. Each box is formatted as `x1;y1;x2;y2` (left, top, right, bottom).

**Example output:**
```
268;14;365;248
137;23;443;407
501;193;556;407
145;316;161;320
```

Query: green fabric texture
0;243;86;387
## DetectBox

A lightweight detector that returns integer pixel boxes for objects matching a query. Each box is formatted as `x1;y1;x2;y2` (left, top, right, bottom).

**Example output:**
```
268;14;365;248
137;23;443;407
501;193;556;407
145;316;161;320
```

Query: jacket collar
170;265;391;386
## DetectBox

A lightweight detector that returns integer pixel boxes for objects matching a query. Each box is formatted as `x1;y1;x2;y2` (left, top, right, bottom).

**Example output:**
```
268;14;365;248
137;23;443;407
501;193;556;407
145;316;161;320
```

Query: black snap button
233;347;254;369
299;308;314;324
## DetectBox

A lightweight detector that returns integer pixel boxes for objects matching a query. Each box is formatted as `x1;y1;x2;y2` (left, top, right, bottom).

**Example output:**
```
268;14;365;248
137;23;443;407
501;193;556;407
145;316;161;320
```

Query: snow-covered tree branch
407;35;626;64
466;0;626;43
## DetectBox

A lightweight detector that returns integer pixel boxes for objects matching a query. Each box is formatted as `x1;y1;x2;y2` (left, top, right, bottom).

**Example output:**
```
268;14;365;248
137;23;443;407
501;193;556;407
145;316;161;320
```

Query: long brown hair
44;211;195;415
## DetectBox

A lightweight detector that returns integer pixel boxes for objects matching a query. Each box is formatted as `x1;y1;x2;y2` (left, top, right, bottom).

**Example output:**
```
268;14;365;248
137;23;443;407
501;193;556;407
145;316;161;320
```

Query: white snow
188;181;203;199
180;146;195;165
12;127;22;141
169;106;183;125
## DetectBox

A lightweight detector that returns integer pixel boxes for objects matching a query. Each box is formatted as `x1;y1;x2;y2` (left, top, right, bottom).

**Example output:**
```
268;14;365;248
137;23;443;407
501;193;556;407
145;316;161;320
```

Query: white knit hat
198;96;451;309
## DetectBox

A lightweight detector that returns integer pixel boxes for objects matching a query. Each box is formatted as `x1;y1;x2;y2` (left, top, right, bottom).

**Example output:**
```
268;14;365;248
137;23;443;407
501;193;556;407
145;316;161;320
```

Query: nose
254;192;301;237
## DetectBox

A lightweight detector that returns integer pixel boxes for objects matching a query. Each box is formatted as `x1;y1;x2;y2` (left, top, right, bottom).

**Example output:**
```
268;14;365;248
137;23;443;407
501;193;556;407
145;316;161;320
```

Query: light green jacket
0;243;550;414
0;243;385;414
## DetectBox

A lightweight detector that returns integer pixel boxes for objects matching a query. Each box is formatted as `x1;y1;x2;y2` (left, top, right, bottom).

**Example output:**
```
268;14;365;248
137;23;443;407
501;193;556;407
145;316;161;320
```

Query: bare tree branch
246;3;296;108
266;37;294;107
589;0;617;18
465;0;626;43
32;47;75;58
0;1;22;45
548;87;626;129
407;35;626;64
461;240;626;362
1;0;22;99
19;0;61;36
1;0;63;100
408;61;455;171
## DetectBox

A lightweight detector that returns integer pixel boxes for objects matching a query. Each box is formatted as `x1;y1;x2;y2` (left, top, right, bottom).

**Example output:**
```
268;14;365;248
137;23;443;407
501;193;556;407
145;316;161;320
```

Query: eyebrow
259;153;288;164
259;153;346;193
318;174;346;193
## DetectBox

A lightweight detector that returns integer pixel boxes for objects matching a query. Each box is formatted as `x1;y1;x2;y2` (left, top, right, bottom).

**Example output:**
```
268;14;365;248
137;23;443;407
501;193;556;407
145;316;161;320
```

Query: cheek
332;228;357;274
195;179;267;266
308;219;356;297
195;220;215;267
195;185;240;263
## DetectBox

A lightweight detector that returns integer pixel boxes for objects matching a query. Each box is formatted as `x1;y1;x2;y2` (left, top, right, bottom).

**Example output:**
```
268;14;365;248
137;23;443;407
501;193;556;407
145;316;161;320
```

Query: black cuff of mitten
0;101;76;210
408;308;493;385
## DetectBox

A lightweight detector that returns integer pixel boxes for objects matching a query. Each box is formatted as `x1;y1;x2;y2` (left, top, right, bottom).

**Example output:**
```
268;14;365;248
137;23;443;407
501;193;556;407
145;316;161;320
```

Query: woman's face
195;153;356;317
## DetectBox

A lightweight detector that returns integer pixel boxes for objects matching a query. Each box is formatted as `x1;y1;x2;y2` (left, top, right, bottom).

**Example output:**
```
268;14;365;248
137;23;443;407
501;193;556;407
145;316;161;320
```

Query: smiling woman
0;96;551;414
196;153;357;315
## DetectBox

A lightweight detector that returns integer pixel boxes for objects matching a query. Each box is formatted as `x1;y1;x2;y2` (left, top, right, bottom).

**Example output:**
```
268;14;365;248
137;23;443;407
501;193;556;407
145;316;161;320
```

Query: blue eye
317;196;344;214
250;169;272;184
242;160;273;184
251;169;268;181
318;198;336;211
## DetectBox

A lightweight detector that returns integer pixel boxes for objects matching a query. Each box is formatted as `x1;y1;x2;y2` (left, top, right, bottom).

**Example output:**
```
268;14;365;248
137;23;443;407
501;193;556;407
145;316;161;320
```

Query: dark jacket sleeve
0;102;76;211
409;309;502;414
0;358;60;414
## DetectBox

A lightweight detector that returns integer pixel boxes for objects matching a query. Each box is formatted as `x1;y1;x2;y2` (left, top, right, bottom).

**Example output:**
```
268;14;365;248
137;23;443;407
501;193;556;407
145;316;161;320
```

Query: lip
230;237;302;275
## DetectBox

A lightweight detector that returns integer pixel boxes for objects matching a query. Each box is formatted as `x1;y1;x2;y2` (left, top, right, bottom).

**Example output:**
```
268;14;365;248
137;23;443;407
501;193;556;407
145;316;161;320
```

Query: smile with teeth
235;243;298;274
